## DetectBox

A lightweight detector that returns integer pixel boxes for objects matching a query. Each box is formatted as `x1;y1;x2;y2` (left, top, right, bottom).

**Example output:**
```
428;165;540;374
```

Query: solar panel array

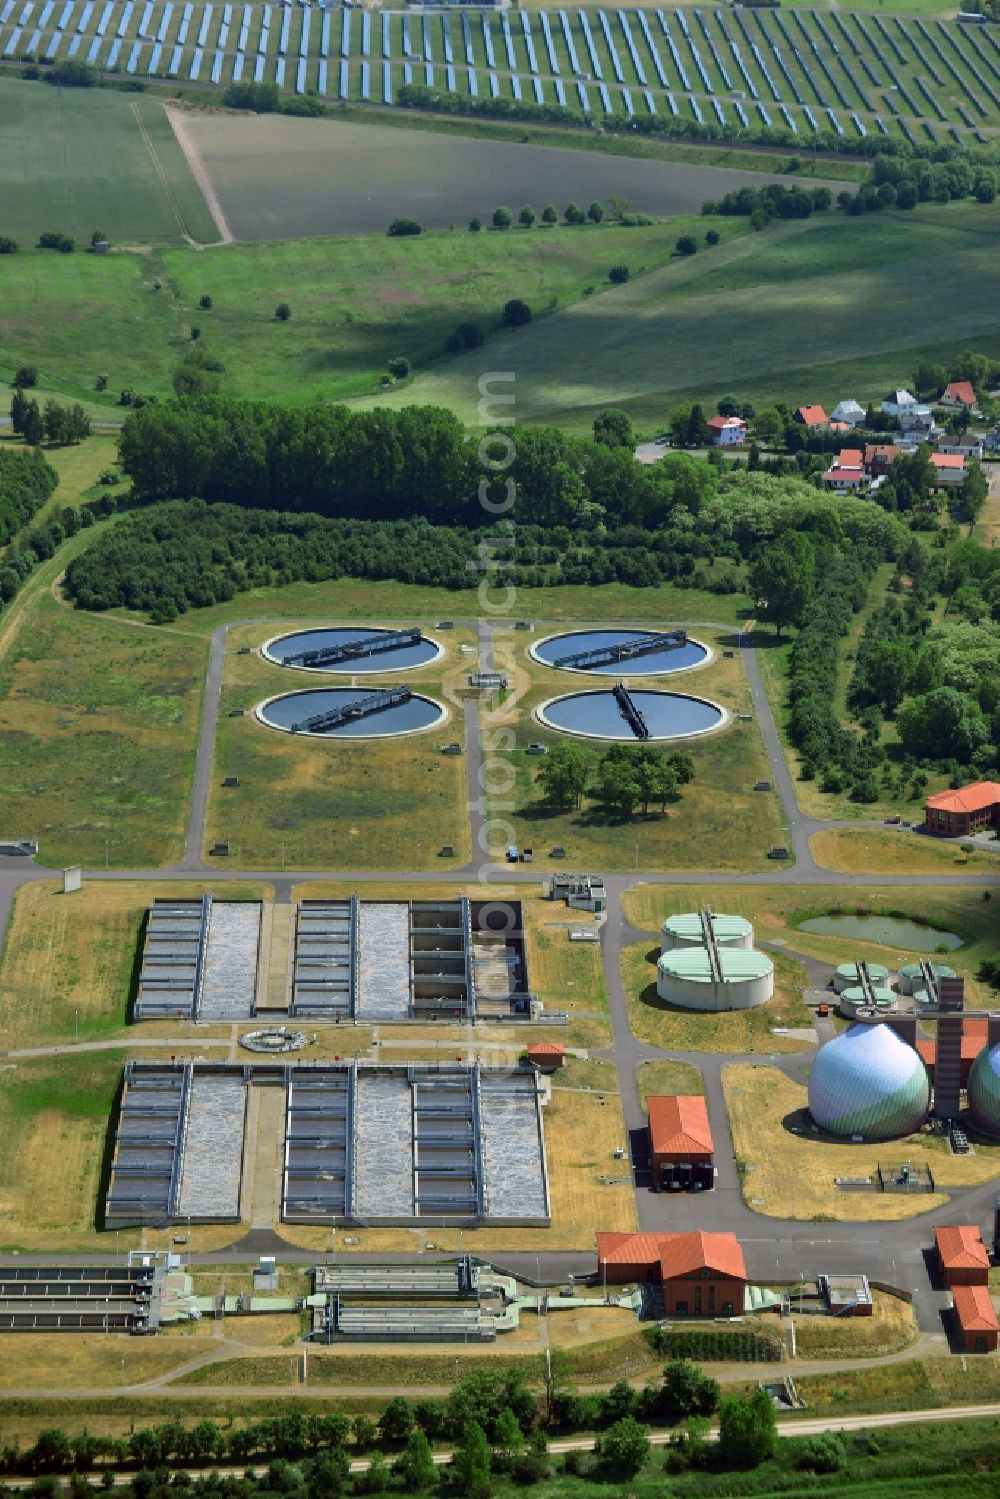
2;4;998;140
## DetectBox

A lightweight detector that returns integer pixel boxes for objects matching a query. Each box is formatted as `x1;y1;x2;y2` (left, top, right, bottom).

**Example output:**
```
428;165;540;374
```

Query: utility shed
648;1095;714;1191
952;1284;999;1352
935;1225;991;1287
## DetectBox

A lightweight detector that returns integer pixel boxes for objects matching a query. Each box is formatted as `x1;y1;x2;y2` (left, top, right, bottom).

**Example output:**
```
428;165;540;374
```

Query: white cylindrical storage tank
660;912;754;953
913;988;936;1011
897;962;957;997
838;986;896;1019
833;962;890;995
656;948;773;1011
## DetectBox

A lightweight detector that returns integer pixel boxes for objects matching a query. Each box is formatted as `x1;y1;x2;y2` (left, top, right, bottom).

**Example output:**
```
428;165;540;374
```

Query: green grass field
373;202;1000;431
0;79;217;246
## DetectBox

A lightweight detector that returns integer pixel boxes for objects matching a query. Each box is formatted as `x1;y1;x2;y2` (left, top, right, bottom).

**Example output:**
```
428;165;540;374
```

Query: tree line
2;1357;790;1491
536;742;695;819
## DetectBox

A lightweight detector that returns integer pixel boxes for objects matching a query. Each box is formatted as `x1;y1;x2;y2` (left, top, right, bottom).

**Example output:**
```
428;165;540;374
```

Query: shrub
37;231;74;253
387;357;410;379
541;204;558;225
564;202;586;224
387;217;423;237
0;236;17;255
587;200;604;223
608;264;630;284
445;331;464;353
456;321;484;349
706;228;720;245
274;304;291;321
676;235;698;255
221;81;280;112
468;216;482;233
199;294;213;310
492;206;512;229
12;366;38;389
796;1433;846;1474
518;205;536;227
501;298;532;326
43;59;97;87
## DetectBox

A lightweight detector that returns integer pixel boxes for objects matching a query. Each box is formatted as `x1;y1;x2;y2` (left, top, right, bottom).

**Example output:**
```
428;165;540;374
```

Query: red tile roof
838;449;864;467
944;381;976;407
828;420;851;433
659;1231;746;1283
935;1225;991;1273
864;444;902;465
706;415;745;431
822;467;864;484
796;404;828;427
596;1231;746;1282
648;1095;714;1157
526;1042;565;1061
916;1018;988;1068
952;1284;999;1333
931;453;966;470
926;781;1000;814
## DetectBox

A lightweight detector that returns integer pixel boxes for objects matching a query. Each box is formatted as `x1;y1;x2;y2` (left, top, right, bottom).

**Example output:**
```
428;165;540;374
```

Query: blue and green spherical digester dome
807;1023;931;1142
968;1041;1000;1139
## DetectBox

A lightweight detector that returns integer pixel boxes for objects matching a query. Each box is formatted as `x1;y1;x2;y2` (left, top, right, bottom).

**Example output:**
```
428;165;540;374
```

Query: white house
882;388;919;418
706;415;747;447
831;399;866;427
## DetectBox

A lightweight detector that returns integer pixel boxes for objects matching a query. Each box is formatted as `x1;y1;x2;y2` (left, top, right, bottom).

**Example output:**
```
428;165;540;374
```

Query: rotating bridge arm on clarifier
612;682;650;741
282;627;423;668
290;687;413;734
699;909;723;985
552;629;687;670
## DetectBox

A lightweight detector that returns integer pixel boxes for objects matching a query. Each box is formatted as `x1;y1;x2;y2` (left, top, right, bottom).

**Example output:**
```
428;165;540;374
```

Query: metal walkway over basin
613;682;650;740
291;686;411;734
554;629;687;670
282;628;422;668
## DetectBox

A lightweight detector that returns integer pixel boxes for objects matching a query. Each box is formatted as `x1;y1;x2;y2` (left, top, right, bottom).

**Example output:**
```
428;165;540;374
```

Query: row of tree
10;390;90;447
9;1359;785;1491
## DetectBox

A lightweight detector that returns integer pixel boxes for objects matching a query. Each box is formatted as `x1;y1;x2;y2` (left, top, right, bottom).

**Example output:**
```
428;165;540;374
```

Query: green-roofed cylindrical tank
656;947;773;1011
838;986;897;1019
808;1023;930;1141
968;1041;1000;1139
833;962;891;994
897;962;957;996
660;912;754;953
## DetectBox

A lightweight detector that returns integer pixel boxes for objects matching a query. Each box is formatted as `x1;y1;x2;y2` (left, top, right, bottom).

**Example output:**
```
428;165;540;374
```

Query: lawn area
724;1062;1000;1220
0;433;123;533
204;619;471;869
376;202;1000;432
789;1291;919;1360
522;902;607;1017
0;1332;212;1393
811;828;1000;877
622;882;1000;1006
636;1059;704;1103
0;583;207;869
490;625;785;873
0;880;271;1048
175;575;750;636
0;1052;124;1251
0;79;217;248
622;942;814;1054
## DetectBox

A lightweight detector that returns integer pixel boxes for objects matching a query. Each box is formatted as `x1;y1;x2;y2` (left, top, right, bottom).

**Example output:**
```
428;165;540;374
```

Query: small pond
797;913;963;952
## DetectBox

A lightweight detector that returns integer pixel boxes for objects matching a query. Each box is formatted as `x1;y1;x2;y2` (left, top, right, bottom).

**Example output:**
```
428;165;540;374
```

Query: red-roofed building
526;1043;565;1072
940;380;977;411
706;415;747;447
822;448;867;491
915;1018;988;1084
925;781;1000;837
935;1225;991;1287
795;404;828;429
596;1230;746;1316
864;443;902;477
929;452;967;487
648;1096;714;1186
952;1284;999;1352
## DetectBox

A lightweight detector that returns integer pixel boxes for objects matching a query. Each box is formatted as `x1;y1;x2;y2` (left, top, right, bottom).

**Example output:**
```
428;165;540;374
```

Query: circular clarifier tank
530;628;709;676
535;689;725;742
256;687;446;739
261;626;442;673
